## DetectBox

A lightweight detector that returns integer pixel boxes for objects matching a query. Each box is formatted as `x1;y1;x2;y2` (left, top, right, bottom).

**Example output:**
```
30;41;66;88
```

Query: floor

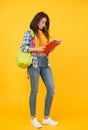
1;103;88;130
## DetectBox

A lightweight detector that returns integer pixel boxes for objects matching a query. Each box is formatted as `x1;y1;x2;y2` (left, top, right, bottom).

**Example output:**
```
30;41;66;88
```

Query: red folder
39;40;62;54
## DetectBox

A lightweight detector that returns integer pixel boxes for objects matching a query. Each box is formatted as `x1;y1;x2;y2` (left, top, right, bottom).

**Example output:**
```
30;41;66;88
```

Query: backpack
16;29;34;69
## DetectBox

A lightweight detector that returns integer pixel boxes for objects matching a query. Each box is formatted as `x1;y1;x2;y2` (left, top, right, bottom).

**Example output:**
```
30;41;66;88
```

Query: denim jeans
28;64;55;117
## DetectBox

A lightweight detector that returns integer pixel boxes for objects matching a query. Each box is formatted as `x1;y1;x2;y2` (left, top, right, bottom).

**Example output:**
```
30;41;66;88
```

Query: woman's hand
28;46;46;52
50;48;54;53
36;46;46;52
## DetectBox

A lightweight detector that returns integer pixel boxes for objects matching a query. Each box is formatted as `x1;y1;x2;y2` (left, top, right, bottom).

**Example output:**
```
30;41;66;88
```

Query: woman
21;11;58;128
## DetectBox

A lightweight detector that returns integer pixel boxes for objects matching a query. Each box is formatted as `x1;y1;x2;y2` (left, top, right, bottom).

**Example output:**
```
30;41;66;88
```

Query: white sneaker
31;118;42;128
42;117;58;126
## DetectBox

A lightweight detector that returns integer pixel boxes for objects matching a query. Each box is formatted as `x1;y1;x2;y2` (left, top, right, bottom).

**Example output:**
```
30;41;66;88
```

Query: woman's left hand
50;48;54;52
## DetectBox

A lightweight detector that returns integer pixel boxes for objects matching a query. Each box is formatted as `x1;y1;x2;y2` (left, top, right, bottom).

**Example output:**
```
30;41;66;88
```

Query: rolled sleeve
20;30;32;52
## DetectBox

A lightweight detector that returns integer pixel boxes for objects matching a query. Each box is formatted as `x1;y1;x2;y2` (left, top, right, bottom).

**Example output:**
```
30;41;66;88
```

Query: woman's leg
40;67;55;117
28;66;40;118
41;67;58;126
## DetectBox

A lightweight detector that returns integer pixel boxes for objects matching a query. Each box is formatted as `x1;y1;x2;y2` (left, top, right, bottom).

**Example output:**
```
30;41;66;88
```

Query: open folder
38;40;62;55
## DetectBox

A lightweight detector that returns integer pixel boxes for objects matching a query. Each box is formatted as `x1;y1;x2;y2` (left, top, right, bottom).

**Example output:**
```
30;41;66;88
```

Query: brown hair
30;11;50;39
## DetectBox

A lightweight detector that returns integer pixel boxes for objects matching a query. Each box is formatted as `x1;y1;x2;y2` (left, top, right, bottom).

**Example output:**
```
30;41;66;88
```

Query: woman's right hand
36;46;46;52
28;46;46;52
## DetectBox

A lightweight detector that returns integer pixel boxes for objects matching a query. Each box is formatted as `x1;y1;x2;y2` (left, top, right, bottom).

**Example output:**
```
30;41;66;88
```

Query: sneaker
31;118;42;128
42;117;58;126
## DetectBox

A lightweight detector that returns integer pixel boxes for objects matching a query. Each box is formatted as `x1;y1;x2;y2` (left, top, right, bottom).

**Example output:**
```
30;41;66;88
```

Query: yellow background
0;0;88;130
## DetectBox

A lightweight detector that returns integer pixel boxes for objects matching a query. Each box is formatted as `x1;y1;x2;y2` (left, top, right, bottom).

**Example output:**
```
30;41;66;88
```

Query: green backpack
16;30;34;69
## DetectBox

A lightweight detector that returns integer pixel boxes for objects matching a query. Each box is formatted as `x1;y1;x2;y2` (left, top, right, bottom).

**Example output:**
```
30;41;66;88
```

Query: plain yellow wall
0;0;88;119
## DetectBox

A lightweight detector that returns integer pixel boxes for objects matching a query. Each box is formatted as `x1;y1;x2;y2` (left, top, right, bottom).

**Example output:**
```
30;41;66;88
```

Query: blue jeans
28;65;55;117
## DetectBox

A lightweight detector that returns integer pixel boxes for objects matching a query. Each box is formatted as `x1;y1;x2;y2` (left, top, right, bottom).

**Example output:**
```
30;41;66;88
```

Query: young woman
21;11;58;128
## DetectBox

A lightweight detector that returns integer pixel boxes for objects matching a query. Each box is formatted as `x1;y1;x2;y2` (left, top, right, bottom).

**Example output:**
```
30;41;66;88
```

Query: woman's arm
27;46;45;52
20;30;45;53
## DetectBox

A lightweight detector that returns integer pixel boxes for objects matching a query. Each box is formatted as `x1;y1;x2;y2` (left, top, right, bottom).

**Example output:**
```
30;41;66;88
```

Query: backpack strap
30;29;35;56
30;29;35;37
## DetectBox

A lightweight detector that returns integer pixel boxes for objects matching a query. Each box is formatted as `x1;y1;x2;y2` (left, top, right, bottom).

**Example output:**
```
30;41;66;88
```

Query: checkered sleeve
20;30;32;52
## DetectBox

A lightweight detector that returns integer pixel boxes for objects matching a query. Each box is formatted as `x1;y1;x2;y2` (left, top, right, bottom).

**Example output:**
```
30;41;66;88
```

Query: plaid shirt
20;30;50;69
20;30;32;52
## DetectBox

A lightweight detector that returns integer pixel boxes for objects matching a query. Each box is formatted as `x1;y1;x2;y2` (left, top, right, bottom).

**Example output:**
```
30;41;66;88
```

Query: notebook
38;40;62;54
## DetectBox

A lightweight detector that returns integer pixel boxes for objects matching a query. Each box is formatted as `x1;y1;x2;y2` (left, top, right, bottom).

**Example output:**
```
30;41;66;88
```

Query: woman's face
38;17;47;30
